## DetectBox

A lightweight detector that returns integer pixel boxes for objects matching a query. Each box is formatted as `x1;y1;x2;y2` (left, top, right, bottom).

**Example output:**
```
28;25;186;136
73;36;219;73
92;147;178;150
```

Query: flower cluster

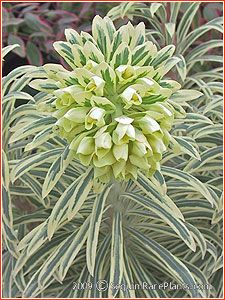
30;16;185;183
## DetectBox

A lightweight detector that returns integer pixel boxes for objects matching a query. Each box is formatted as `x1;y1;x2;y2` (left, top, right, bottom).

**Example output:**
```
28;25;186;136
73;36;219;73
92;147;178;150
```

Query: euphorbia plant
2;8;222;299
28;16;200;188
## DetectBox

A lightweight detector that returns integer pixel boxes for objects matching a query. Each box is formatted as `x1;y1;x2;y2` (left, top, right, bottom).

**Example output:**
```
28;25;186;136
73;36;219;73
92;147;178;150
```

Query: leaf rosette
30;16;186;183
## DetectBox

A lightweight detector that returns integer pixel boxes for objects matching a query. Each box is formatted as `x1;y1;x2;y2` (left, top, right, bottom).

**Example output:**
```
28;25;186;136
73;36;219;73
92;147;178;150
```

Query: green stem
105;180;125;229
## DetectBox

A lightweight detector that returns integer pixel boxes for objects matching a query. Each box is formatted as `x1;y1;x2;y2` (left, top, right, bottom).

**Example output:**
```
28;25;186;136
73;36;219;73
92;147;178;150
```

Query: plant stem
105;180;125;228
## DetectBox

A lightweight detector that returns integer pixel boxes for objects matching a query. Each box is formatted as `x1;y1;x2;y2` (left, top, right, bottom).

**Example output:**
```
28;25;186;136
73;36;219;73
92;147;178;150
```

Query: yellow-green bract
29;15;187;183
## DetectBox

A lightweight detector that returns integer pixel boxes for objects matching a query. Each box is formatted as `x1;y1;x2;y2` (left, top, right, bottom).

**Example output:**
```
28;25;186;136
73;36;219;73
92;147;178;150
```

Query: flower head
29;16;185;183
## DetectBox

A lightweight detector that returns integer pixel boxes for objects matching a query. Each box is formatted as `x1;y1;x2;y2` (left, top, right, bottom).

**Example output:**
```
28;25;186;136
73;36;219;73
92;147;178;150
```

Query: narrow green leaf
11;148;62;182
161;166;216;207
9;116;56;144
151;45;175;68
172;136;201;160
170;89;203;103
136;173;184;220
109;211;124;298
177;3;200;42
2;150;10;189
86;184;112;275
47;168;93;240
49;217;90;283
2;44;20;59
165;22;176;39
127;227;199;297
90;235;111;298
185;223;207;259
123;192;196;251
42;146;74;198
25;127;55;152
175;54;187;82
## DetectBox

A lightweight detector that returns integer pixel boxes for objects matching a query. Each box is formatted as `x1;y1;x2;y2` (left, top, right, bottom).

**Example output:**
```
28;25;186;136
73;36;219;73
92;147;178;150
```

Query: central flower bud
121;87;142;108
85;107;105;130
116;65;136;81
85;76;105;96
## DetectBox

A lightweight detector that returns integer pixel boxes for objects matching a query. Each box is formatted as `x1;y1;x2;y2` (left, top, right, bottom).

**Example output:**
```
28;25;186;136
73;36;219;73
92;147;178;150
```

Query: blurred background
2;1;223;75
2;2;118;74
